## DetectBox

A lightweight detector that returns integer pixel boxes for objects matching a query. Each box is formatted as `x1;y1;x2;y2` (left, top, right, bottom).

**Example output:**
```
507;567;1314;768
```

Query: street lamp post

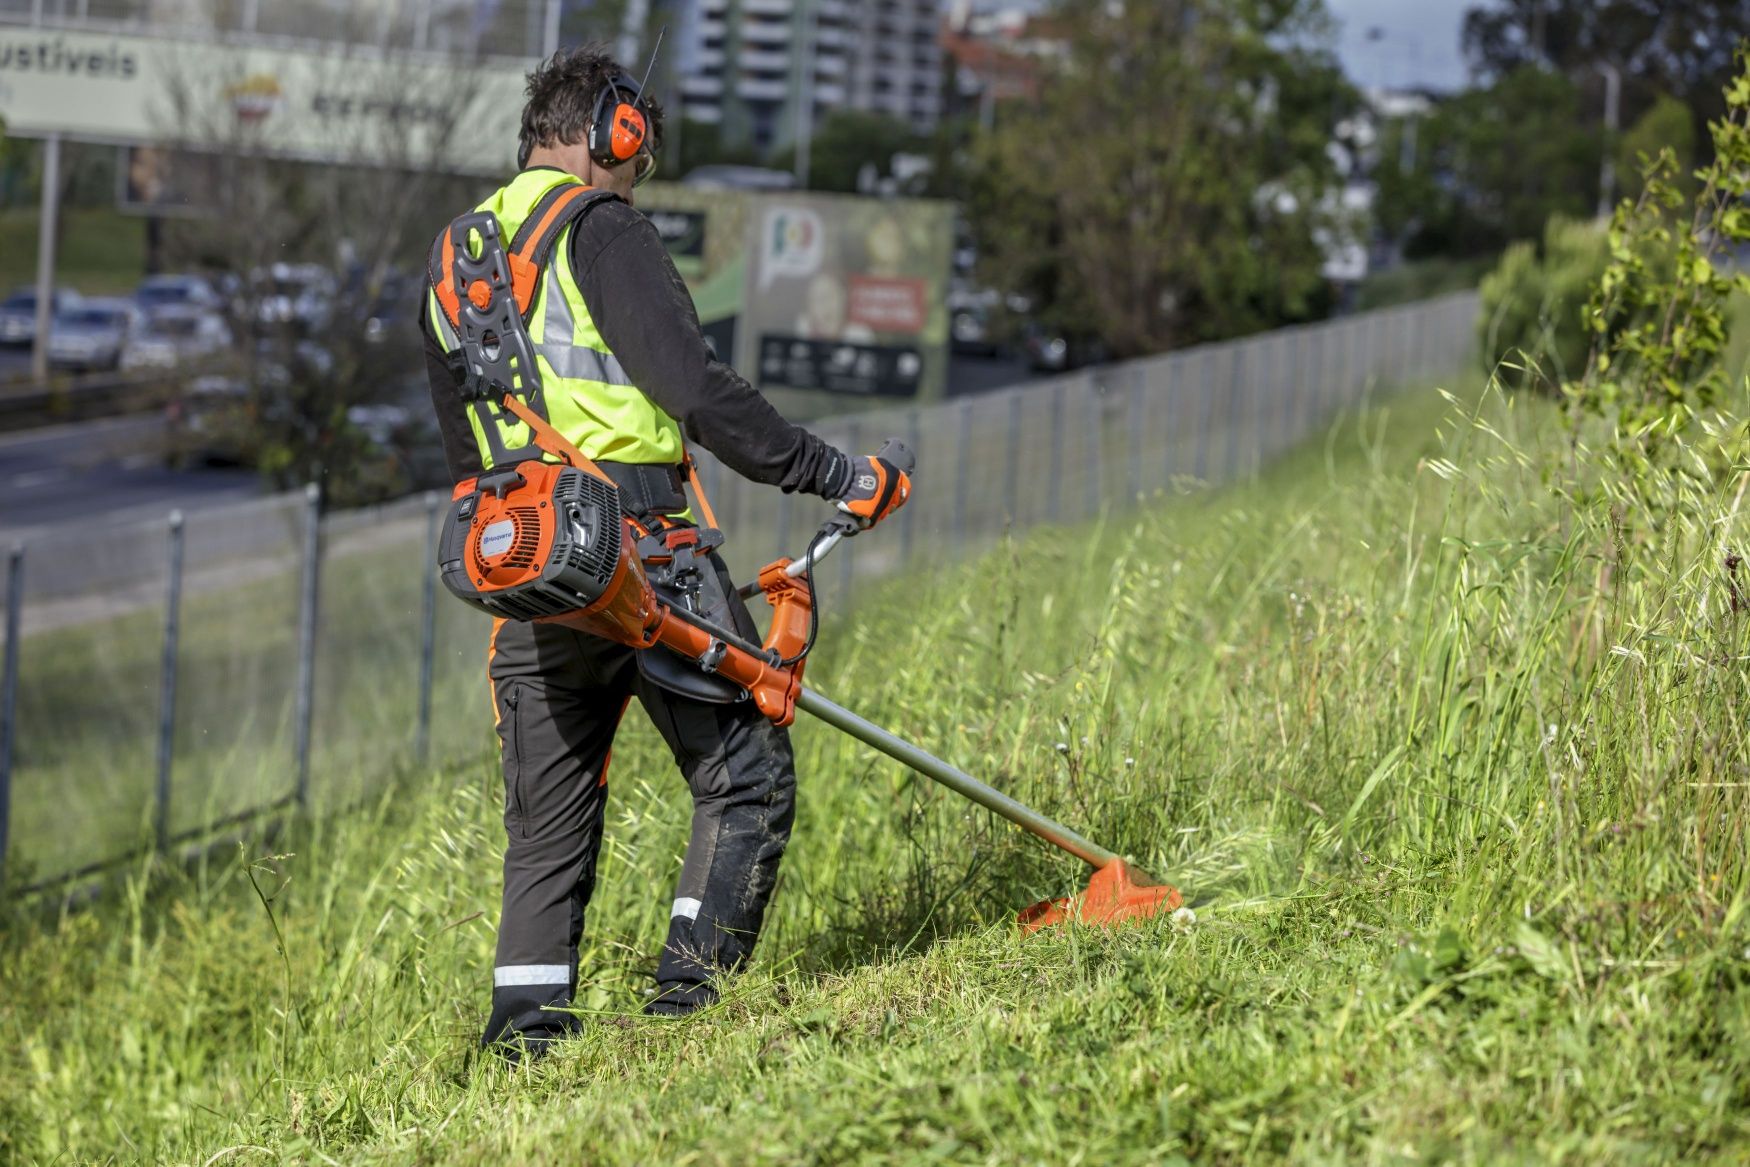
795;0;816;189
1596;62;1622;219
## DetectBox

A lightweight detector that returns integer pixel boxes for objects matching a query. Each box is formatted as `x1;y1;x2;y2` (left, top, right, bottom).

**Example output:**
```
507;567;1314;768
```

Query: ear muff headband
588;73;649;168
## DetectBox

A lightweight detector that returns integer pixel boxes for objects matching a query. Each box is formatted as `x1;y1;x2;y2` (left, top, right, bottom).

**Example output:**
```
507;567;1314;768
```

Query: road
0;414;260;545
0;352;1035;547
0;346;32;381
947;351;1037;396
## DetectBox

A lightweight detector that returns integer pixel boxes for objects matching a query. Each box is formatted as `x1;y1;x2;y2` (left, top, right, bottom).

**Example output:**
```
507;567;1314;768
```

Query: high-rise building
674;0;943;155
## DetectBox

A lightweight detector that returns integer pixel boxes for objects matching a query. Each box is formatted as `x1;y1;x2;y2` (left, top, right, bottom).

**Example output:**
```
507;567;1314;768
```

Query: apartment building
674;0;944;154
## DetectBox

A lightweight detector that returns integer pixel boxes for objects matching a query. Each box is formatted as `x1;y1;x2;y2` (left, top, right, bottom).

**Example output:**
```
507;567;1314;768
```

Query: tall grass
2;377;1748;1164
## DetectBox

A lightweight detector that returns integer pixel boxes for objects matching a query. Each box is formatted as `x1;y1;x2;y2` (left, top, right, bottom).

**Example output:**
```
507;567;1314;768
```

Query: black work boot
642;977;718;1017
482;986;579;1063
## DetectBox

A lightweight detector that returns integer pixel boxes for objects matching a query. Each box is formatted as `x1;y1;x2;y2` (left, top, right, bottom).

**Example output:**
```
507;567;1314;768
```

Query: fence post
1193;349;1213;481
1225;346;1245;482
1004;392;1022;523
775;489;793;566
1267;332;1281;461
1284;332;1300;450
1363;311;1376;396
0;545;21;878
1343;317;1354;403
953;400;972;542
1127;366;1144;501
1085;376;1103;516
293;483;322;811
900;408;920;564
1047;383;1065;522
154;512;185;853
1407;300;1421;379
417;491;440;765
840;419;860;605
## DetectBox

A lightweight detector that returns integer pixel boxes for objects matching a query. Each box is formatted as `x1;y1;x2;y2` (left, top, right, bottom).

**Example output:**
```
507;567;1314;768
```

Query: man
420;45;910;1059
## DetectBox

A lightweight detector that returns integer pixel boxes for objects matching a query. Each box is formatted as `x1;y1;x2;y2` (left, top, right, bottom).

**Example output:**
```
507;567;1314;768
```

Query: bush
1476;215;1607;391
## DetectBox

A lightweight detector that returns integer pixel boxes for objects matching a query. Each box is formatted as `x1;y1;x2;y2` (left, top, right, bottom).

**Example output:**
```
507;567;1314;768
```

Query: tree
1616;93;1696;202
154;38;488;506
670;117;765;179
769;110;929;193
1462;0;1749;157
970;0;1355;357
1377;66;1600;257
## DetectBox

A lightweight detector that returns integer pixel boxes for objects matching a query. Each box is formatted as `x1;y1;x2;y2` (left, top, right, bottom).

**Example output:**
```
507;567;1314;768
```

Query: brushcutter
431;210;1180;931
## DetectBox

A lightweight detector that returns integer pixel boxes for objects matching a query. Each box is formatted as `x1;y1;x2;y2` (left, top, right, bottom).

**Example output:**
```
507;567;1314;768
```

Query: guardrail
0;369;178;432
0;291;1479;892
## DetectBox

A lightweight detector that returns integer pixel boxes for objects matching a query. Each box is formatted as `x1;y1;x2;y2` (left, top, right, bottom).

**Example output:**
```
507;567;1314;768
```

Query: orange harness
427;181;721;532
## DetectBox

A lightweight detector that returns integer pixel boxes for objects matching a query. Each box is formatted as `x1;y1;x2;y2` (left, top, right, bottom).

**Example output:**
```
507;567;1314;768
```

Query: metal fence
0;291;1478;888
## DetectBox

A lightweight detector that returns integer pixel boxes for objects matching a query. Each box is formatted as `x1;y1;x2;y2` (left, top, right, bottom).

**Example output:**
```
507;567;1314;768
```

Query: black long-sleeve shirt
421;180;847;497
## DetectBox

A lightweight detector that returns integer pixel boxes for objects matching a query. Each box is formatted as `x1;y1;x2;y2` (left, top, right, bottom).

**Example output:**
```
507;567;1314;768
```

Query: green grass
0;207;147;297
6;503;496;880
3;375;1750;1164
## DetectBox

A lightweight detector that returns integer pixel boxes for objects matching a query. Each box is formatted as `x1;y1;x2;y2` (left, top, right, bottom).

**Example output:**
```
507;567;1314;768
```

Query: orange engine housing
438;459;817;725
439;461;662;649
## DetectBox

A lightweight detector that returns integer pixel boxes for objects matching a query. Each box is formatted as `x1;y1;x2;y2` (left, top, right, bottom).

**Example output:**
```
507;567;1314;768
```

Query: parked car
120;307;234;371
359;272;414;345
252;263;333;334
0;287;82;346
163;374;254;468
160;336;332;466
47;299;144;371
680;165;798;191
134;274;220;315
951;303;1003;357
1020;322;1110;374
948;282;1007;357
346;393;451;492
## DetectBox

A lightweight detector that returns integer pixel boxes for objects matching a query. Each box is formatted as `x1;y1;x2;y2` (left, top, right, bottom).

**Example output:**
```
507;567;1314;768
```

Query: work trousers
481;550;797;1049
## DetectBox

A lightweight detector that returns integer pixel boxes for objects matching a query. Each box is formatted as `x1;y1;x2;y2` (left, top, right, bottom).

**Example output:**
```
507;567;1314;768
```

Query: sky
1325;0;1473;92
966;0;1478;94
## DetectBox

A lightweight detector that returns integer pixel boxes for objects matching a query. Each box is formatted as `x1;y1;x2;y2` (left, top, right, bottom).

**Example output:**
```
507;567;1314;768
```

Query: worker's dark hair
518;43;665;169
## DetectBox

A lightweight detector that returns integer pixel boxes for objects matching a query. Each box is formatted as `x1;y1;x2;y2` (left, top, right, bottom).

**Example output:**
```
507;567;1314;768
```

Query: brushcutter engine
437;446;827;725
438;461;662;647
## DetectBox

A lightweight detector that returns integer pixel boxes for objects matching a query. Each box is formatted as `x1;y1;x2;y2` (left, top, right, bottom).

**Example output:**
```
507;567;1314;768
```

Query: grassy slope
0;208;147;297
4;379;1750;1164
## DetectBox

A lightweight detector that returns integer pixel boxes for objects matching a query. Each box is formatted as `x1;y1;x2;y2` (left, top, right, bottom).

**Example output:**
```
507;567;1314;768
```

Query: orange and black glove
834;439;914;530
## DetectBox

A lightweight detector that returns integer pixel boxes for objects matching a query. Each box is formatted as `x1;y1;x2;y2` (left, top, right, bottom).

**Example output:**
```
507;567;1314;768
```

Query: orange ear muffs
609;103;646;161
588;73;653;171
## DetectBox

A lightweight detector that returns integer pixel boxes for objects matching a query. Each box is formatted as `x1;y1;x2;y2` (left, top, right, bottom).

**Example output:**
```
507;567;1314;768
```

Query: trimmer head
1016;859;1183;933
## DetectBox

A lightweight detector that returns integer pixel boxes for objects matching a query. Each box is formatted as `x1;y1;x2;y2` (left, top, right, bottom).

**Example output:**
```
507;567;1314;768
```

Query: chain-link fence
0;291;1478;888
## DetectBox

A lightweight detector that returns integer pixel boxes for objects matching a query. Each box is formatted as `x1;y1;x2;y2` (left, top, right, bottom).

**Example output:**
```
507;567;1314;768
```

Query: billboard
117;145;223;216
740;193;953;406
0;29;526;174
633;186;953;412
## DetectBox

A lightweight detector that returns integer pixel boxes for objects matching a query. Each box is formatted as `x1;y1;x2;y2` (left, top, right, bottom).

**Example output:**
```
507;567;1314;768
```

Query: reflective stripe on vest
428;170;684;471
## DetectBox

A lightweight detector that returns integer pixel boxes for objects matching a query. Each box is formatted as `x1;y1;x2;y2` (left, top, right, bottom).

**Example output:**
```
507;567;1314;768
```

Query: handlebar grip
876;438;916;476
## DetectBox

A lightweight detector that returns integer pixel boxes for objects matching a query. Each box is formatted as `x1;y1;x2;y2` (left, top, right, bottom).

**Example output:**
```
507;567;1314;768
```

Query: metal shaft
795;687;1117;870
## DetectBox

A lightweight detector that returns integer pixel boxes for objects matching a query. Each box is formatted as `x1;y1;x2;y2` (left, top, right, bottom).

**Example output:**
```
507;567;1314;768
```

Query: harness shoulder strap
429;183;617;334
506;183;618;310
